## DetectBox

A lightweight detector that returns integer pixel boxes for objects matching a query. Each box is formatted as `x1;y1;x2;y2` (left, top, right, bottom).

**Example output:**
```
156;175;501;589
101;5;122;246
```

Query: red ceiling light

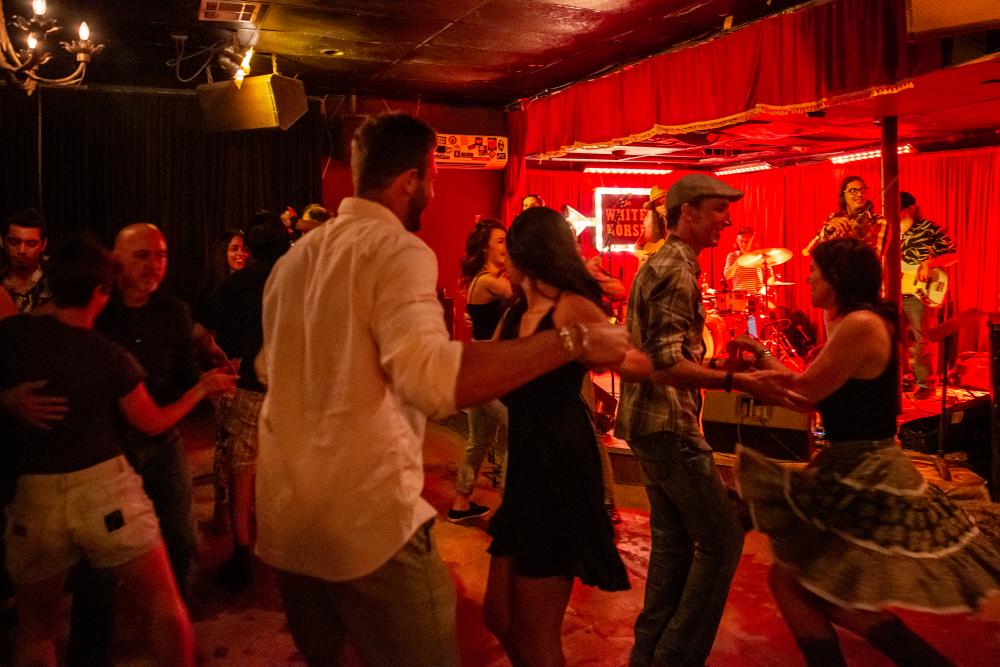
830;144;915;164
583;167;673;175
714;162;772;176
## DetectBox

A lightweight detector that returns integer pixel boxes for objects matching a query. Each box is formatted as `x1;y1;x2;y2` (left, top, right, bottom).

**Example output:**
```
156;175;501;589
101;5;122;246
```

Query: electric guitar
901;261;948;306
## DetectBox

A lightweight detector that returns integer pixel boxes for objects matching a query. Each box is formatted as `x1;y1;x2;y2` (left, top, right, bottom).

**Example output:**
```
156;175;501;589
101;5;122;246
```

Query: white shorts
4;456;161;585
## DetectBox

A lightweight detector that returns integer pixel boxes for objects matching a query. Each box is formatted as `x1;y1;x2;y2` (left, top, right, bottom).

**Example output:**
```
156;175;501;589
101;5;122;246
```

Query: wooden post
881;116;903;412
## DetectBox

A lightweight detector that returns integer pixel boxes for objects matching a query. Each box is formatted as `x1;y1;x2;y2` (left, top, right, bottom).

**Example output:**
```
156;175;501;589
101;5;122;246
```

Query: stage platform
594;376;994;505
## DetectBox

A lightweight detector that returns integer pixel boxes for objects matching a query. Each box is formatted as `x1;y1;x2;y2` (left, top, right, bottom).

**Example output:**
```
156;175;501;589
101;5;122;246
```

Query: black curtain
0;86;323;302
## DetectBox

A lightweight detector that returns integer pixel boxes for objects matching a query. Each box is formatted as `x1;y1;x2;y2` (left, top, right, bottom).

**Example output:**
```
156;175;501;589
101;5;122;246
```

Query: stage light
583;167;673;175
830;144;915;164
714;162;772;176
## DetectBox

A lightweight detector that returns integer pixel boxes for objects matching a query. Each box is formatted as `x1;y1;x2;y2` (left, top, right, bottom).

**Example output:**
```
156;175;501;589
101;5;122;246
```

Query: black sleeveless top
816;325;897;442
466;272;505;341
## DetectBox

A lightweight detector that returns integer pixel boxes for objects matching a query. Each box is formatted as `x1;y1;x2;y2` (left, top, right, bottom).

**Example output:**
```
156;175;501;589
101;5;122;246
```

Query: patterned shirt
819;202;888;258
615;234;706;442
1;266;51;314
901;218;956;267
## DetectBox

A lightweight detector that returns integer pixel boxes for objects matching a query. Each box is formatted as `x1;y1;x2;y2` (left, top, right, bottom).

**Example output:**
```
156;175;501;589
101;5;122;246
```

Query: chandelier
0;0;104;95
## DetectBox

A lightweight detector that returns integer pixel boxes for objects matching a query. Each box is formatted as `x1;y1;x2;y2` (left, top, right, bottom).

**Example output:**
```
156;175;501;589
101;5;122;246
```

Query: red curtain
523;146;1000;352
522;0;914;158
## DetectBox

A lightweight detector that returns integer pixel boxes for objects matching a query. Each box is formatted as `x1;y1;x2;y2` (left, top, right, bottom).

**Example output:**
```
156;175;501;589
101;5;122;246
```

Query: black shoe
447;502;490;523
912;386;936;401
216;546;253;592
605;505;622;525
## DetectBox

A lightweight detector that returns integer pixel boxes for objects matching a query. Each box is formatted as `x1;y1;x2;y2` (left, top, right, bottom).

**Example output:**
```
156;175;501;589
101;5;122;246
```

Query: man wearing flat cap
617;174;792;666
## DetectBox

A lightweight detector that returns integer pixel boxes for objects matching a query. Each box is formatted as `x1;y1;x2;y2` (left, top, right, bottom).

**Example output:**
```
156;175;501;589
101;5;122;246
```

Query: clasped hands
725;335;811;411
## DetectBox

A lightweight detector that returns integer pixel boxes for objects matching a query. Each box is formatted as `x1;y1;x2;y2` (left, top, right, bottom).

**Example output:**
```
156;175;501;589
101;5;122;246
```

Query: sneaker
447;502;490;523
605;504;622;525
912;386;936;401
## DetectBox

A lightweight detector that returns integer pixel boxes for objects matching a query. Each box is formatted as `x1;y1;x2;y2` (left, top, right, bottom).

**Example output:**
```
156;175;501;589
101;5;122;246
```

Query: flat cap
666;174;744;210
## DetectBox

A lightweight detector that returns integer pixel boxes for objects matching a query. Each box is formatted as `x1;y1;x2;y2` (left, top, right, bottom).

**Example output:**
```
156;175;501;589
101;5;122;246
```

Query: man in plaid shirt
616;175;793;667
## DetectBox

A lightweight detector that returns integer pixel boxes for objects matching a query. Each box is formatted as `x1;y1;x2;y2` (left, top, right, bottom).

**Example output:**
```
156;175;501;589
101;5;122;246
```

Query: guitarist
900;191;958;399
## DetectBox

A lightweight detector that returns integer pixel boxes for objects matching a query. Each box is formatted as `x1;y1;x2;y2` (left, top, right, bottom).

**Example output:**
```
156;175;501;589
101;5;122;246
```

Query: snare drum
715;290;748;313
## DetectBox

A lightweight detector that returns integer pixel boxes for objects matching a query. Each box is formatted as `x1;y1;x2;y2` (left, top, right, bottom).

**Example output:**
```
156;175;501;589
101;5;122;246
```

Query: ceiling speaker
196;74;307;132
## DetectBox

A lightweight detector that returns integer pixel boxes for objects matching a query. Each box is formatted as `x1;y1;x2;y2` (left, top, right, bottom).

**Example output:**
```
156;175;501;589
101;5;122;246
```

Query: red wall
322;161;503;339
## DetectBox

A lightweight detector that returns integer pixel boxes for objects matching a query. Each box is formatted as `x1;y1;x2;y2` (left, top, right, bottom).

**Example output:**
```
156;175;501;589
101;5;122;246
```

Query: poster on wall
593;187;650;251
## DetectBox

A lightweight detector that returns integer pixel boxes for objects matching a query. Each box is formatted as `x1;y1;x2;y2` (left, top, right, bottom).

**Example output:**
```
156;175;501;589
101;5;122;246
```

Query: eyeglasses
844;187;868;195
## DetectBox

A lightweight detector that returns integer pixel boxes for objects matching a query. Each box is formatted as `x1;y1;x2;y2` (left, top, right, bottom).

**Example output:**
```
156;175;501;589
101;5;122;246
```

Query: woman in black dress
482;206;630;666
733;238;1000;666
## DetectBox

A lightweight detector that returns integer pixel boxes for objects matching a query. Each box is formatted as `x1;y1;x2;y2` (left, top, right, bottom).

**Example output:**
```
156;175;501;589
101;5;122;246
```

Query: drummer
722;226;770;293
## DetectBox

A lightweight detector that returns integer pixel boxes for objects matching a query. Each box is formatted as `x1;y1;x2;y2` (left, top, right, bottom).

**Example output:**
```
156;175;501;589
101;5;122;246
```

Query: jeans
627;431;744;667
455;400;508;496
902;294;938;387
277;520;459;667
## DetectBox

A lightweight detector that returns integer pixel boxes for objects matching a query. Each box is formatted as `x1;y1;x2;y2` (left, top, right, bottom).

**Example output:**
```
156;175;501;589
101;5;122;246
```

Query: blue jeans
902;294;938;387
627;431;744;667
455;400;508;496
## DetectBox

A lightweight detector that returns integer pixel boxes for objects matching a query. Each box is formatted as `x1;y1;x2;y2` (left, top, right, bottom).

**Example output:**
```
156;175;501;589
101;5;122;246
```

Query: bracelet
724;370;734;393
754;346;772;362
557;327;577;360
574;322;590;353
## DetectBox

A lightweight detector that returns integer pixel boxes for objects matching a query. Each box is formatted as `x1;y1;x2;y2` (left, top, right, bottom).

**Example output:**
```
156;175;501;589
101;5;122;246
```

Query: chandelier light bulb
32;0;47;16
26;34;37;50
79;21;90;41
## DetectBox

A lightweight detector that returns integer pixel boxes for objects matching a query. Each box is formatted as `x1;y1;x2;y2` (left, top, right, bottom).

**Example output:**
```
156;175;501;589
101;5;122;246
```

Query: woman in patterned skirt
732;238;999;667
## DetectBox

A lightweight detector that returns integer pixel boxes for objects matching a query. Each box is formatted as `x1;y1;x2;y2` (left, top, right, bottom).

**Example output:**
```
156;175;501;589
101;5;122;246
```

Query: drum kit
702;247;804;369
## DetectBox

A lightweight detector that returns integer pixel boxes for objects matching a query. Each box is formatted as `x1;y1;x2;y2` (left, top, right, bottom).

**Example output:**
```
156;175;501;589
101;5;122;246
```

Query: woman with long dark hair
193;229;247;533
483;206;630;665
802;175;887;258
733;238;1000;666
448;218;512;522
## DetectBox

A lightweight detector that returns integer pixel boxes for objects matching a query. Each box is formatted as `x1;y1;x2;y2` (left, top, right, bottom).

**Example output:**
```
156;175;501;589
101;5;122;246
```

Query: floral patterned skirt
736;439;1000;613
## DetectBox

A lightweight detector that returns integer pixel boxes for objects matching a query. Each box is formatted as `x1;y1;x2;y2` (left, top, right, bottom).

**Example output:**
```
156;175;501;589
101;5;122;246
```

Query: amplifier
702;390;812;461
899;395;991;484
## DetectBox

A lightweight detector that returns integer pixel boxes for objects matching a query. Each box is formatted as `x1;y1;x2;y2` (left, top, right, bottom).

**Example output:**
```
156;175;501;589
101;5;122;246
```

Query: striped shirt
901;218;956;267
723;250;764;292
615;234;706;442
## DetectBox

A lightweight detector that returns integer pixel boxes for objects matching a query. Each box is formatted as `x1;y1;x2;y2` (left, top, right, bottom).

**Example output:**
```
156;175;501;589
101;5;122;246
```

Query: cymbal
736;247;793;269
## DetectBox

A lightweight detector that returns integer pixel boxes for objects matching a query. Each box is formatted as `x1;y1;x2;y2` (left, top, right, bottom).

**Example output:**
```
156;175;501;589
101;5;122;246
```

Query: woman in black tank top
732;238;999;666
448;219;513;522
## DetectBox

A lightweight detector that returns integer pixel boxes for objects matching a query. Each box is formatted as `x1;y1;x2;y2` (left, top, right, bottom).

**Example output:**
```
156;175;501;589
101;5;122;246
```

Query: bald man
71;224;203;665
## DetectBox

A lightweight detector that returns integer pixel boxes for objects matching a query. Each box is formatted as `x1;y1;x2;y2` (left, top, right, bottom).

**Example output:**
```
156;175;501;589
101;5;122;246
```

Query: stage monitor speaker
196;74;307;132
899;394;991;485
702;390;812;461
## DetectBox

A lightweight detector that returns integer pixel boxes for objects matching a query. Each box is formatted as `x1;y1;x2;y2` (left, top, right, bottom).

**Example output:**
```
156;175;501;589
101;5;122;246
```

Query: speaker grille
196;74;307;133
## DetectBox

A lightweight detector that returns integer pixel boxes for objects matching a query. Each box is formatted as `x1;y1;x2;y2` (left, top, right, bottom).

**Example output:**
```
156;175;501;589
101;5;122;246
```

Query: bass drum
703;312;728;360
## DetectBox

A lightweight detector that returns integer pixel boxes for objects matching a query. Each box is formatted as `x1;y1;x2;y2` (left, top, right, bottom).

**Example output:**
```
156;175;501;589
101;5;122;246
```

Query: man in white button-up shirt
256;113;630;666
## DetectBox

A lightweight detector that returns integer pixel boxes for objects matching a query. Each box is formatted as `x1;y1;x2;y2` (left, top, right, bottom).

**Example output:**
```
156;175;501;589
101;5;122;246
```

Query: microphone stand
602;198;629;400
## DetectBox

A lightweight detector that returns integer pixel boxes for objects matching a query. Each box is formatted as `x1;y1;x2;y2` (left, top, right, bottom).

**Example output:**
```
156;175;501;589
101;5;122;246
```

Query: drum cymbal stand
757;262;804;371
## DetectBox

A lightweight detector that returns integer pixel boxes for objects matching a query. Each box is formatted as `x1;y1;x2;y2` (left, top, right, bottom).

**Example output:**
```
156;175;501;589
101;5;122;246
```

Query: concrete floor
5;410;997;666
182;413;999;666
